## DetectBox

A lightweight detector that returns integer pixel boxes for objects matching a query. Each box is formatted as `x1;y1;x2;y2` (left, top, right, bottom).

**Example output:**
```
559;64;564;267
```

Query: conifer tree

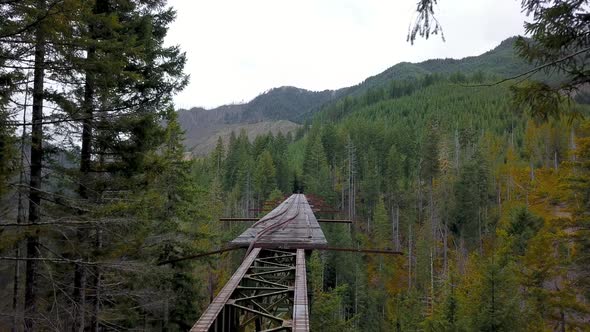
373;197;390;245
254;150;276;202
458;256;523;331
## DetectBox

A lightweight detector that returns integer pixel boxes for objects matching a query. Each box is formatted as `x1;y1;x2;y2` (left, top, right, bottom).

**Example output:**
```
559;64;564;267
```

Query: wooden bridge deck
192;194;325;331
230;194;328;249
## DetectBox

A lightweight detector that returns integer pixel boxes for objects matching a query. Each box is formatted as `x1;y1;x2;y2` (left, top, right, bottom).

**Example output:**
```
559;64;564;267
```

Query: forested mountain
344;37;537;97
179;37;554;156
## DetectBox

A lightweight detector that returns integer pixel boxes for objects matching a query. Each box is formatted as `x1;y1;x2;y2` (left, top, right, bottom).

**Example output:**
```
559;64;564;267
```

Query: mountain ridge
178;36;533;155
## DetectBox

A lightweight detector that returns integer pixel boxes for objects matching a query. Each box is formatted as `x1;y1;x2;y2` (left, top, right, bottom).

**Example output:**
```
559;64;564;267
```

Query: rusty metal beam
317;219;352;223
318;247;403;255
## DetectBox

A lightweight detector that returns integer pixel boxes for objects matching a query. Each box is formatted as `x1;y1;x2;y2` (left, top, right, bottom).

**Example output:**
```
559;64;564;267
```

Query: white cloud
165;0;528;109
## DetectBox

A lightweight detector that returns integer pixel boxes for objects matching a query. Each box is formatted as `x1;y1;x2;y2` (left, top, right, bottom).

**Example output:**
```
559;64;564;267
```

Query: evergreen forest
1;0;589;331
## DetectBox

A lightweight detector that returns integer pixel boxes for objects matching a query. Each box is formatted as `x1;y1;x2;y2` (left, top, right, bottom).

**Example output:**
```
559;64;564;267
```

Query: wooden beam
317;219;352;224
293;249;309;331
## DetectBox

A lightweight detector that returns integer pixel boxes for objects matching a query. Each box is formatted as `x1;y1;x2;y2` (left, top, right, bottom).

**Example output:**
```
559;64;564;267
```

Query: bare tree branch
0;219;127;227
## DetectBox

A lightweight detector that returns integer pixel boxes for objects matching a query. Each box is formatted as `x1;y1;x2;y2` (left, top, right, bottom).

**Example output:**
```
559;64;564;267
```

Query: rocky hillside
177;87;341;155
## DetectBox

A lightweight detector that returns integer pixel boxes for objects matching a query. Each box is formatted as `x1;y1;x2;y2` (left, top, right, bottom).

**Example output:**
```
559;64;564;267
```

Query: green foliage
505;206;543;255
421;122;441;181
451;151;490;245
423;281;459;332
303;129;331;196
373;197;390;244
512;0;590;120
564;120;590;305
458;256;524;332
254;150;276;200
309;251;324;294
390;291;424;331
310;285;353;332
511;81;576;121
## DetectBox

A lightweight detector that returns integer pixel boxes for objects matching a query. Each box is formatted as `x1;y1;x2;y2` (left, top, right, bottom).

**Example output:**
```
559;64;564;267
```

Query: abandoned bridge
189;193;399;332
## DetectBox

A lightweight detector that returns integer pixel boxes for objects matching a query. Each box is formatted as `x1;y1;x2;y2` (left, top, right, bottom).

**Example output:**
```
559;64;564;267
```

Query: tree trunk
570;128;576;162
24;2;46;328
90;228;102;332
208;265;214;302
395;204;400;251
497;184;502;215
443;217;448;276
72;16;97;330
408;224;412;290
390;202;397;248
454;126;460;173
429;177;436;257
72;265;86;332
163;297;169;332
560;308;566;332
430;249;434;311
12;81;29;331
12;242;21;332
478;207;482;255
79;51;94;198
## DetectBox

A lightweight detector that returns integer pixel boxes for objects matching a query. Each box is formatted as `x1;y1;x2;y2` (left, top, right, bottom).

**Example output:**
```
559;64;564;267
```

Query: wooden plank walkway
190;248;261;331
231;194;328;249
293;249;309;331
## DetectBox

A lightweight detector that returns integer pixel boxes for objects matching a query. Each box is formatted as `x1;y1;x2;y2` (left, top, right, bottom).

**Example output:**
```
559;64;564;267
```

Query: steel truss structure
191;248;308;331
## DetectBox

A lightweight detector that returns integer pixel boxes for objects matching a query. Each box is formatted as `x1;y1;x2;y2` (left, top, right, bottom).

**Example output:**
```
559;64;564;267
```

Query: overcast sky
165;0;528;109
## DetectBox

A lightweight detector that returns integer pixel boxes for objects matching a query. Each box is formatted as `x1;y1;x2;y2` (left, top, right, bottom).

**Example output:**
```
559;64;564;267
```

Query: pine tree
1;0;189;329
210;137;225;178
23;2;49;327
303;128;331;196
452;151;490;248
458;256;523;331
254;150;277;202
373;197;390;245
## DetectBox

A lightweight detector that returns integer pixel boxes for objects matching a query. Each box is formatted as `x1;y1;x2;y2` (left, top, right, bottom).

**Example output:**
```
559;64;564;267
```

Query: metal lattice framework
191;248;308;331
